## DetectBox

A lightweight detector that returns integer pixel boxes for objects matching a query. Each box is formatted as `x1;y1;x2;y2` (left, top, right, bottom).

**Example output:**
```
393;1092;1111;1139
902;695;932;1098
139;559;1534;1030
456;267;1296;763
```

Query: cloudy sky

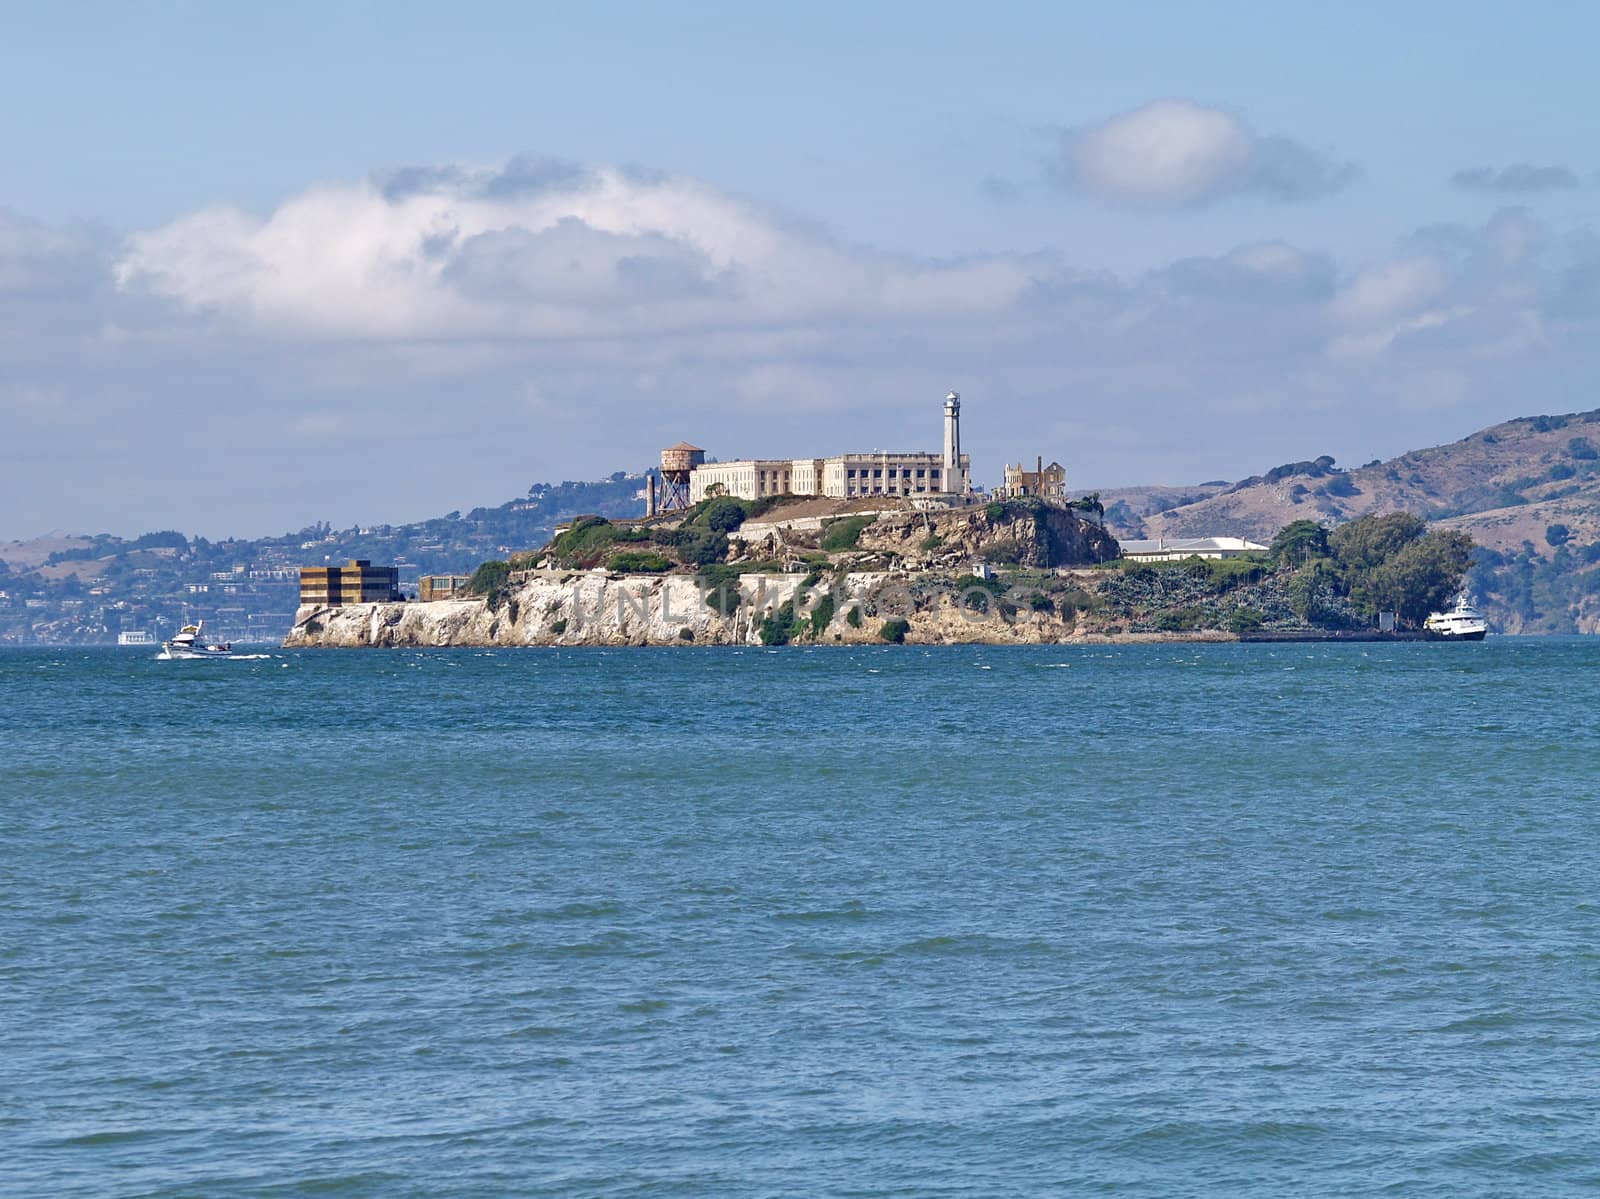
5;1;1600;538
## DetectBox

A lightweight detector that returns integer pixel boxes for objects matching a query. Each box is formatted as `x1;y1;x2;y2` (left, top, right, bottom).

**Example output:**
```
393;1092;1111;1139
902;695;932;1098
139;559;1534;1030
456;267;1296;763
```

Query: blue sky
4;1;1600;536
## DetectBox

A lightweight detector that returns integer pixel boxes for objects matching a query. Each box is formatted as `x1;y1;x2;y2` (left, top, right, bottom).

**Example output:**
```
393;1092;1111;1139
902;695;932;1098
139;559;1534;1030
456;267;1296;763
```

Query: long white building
688;393;973;503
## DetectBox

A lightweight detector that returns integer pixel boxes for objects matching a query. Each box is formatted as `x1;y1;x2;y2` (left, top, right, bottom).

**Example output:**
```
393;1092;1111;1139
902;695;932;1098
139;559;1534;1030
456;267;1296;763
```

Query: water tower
658;441;705;512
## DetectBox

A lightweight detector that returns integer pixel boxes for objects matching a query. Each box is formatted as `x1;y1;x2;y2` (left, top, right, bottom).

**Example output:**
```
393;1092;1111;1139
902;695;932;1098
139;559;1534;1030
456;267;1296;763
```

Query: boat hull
160;645;232;659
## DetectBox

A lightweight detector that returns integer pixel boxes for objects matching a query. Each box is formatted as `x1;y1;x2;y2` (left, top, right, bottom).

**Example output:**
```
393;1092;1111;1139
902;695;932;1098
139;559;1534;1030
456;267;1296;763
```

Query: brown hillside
1135;410;1600;550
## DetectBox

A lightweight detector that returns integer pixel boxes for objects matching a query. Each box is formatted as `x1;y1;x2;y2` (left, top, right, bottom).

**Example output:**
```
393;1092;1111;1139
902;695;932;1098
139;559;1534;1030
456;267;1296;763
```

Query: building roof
1120;537;1267;555
665;441;704;452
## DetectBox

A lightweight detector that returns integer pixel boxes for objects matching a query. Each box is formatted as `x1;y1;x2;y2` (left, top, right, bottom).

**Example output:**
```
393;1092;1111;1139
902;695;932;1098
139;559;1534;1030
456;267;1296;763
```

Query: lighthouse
943;391;965;493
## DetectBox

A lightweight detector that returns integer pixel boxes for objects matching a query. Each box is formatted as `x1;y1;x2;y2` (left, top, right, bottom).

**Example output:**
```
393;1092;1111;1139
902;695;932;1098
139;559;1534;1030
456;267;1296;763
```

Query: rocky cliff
284;568;1108;648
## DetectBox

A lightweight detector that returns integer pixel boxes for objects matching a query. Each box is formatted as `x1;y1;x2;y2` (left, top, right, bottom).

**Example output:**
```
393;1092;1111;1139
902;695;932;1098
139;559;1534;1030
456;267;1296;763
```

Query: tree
1546;523;1572;547
1329;512;1426;572
1366;531;1474;624
1286;559;1335;622
468;560;510;595
1269;519;1330;567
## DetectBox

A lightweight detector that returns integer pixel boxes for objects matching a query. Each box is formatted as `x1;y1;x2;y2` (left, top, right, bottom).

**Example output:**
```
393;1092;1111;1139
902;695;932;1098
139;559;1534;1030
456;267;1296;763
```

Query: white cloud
1055;100;1356;208
1330;258;1446;326
115;161;1037;343
3;159;1599;536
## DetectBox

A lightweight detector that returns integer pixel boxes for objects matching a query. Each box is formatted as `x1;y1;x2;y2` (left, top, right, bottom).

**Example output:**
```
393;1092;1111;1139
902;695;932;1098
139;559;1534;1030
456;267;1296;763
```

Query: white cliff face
282;568;1097;648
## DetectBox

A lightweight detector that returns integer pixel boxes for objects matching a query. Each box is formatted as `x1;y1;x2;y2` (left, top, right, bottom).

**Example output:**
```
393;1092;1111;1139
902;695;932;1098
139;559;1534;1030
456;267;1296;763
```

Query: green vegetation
468;559;511;595
919;533;943;551
846;607;863;628
606;550;673;573
759;600;803;646
821;515;876;552
954;573;1005;596
1227;608;1265;634
698;563;743;617
1307;512;1473;625
1117;554;1265;591
1152;607;1207;632
695;496;752;533
1547;523;1571;547
879;618;911;643
1269;519;1330;567
1181;555;1267;590
808;592;837;637
547;517;656;567
657;525;729;566
1056;587;1097;617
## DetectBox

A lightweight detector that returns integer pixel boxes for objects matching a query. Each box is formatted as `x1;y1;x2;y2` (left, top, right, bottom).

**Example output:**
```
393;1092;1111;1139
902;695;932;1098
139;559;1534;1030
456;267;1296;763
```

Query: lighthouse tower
942;390;965;493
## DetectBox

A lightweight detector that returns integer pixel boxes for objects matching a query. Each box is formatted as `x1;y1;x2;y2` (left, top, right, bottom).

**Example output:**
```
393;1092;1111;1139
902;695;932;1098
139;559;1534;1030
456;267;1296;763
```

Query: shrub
607;550;673;573
821;515;876;552
879;618;911;643
846;607;862;628
1548;463;1577;482
1568;436;1598;461
1056;588;1097;616
697;497;750;533
303;618;323;636
1198;555;1267;590
681;529;730;566
1153;607;1207;632
759;601;802;646
954;573;1005;596
1546;523;1572;547
1029;592;1055;613
919;534;943;551
1227;608;1265;634
469;559;511;595
985;500;1007;521
808;592;836;637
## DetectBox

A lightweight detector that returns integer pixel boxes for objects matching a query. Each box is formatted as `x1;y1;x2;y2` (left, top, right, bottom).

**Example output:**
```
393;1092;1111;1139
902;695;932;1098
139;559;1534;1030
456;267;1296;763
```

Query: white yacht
161;621;233;659
1424;596;1488;640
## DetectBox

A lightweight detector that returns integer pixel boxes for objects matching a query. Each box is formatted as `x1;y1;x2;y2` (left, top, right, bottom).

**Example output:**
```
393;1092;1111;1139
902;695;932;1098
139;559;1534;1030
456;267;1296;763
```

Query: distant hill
1099;409;1600;634
0;474;650;645
13;408;1600;643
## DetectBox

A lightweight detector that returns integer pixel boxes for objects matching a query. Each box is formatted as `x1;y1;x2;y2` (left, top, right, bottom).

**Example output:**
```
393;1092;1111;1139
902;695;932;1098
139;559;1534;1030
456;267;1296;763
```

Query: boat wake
156;651;274;661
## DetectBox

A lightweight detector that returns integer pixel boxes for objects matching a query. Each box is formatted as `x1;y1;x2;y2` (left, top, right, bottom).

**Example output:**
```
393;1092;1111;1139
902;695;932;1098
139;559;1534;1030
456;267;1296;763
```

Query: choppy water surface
3;641;1598;1196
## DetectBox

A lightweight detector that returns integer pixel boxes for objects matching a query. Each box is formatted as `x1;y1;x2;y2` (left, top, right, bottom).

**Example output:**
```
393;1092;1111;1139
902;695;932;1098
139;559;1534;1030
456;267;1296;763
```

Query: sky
5;0;1600;538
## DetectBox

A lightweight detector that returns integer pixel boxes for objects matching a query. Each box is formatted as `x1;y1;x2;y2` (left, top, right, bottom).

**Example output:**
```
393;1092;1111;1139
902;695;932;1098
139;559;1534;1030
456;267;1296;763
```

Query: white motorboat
161;621;233;659
1424;596;1488;640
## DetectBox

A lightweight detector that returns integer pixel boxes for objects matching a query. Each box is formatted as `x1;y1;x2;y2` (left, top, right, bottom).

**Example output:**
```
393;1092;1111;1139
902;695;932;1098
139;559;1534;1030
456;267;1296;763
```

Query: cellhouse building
685;392;973;503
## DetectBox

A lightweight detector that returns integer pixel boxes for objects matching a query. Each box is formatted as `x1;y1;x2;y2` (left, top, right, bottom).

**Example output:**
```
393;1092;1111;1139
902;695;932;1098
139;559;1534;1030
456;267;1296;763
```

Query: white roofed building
1119;536;1268;562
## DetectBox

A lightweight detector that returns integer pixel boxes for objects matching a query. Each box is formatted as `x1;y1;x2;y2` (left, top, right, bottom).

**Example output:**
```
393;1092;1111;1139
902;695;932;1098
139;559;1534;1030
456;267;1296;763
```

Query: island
284;497;1473;648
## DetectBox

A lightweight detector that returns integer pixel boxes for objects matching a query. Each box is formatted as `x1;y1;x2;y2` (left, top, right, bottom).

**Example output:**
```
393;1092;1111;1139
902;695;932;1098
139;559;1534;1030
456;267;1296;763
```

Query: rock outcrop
284;568;1107;648
854;501;1118;569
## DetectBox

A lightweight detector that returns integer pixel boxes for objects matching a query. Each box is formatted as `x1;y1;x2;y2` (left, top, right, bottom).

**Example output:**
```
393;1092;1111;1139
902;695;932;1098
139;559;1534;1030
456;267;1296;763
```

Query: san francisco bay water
2;641;1597;1196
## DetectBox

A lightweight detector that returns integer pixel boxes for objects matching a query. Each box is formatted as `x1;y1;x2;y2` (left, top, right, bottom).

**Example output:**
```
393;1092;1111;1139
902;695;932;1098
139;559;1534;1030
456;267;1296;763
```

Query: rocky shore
282;568;1189;648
